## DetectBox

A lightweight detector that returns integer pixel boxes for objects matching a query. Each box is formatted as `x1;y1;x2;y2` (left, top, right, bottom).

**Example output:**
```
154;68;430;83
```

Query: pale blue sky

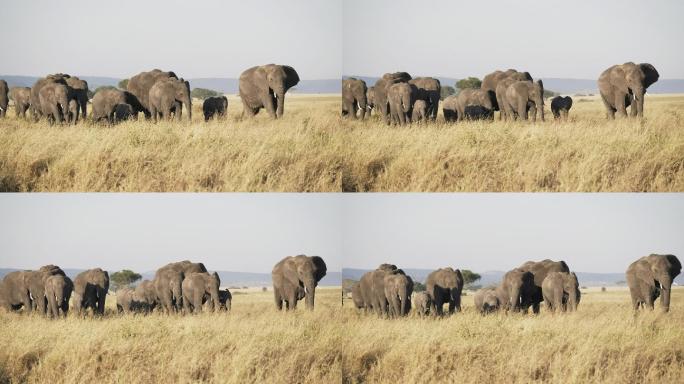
0;0;342;79
343;0;684;79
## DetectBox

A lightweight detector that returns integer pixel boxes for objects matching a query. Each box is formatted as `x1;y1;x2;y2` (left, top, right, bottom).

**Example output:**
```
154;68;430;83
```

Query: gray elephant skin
92;88;145;124
10;87;31;118
481;69;532;118
413;291;431;316
182;271;221;313
455;89;494;121
127;69;180;119
598;62;659;119
45;274;73;318
342;78;368;119
116;287;149;314
463;105;493;120
0;80;8;118
39;82;76;125
0;265;65;314
73;268;110;315
518;259;569;313
542;271;580;312
366;86;376;116
203;96;228;121
626;254;681;312
149;77;192;122
351;281;365;310
153;260;207;313
388;82;417;125
442;95;459;122
359;263;398;316
425;267;464;316
473;286;505;314
409;77;441;121
64;76;89;122
373;72;412;123
411;100;427;123
272;255;327;311
503;80;545;121
383;269;413;317
499;268;536;312
550;96;573;120
239;64;299;119
134;280;158;312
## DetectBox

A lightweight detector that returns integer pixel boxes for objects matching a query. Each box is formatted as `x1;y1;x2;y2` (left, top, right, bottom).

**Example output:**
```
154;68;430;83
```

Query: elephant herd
0;64;299;125
342;62;659;124
351;254;681;317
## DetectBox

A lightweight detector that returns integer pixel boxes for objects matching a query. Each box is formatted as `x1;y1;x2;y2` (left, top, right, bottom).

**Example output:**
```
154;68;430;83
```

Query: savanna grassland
341;287;684;384
1;94;683;192
0;287;343;384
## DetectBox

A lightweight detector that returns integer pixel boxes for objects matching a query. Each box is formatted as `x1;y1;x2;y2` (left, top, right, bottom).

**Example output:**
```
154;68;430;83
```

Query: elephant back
127;70;178;112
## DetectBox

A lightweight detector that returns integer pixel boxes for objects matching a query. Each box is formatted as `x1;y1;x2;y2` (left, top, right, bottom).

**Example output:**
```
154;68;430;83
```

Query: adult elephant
10;87;31;118
342;78;368;119
359;263;398;316
27;265;66;315
272;255;327;311
409;77;441;121
0;80;8;118
91;88;145;124
134;280;158;312
387;82;417;125
182;272;221;313
384;269;413;317
425;267;464;316
518;259;569;313
73;268;110;316
542;271;580;312
239;64;299;119
351;281;365;310
0;271;33;312
495;76;532;121
29;74;72;121
153;260;207;313
127;69;179;119
149;77;192;122
366;86;376;116
499;268;535;312
504;80;545;122
38;82;76;125
455;88;494;122
65;76;89;122
473;286;505;314
442;95;459;122
626;254;681;312
598;62;659;119
45;274;73;318
481;69;533;118
373;72;412;124
203;96;228;122
551;96;573;120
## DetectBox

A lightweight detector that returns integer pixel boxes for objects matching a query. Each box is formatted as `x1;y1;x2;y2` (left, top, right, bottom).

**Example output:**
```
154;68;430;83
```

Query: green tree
118;79;129;90
456;77;482;91
110;269;142;291
440;85;456;100
543;89;559;99
461;270;481;289
191;88;222;100
413;281;426;292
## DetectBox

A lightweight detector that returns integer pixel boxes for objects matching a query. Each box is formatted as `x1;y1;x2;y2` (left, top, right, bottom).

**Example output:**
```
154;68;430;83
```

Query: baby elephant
10;87;32;119
114;104;134;122
473;286;502;314
204;288;232;311
203;96;228;122
411;100;428;123
413;291;431;316
463;105;493;121
550;96;573;120
116;287;149;314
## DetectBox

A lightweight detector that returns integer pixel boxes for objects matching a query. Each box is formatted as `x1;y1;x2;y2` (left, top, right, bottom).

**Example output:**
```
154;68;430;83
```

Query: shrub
191;88;223;100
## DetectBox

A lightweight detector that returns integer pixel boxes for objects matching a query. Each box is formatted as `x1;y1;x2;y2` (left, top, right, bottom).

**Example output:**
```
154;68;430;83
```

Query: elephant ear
639;63;659;89
282;66;300;91
212;272;221;286
664;255;682;276
566;97;573;108
310;256;327;282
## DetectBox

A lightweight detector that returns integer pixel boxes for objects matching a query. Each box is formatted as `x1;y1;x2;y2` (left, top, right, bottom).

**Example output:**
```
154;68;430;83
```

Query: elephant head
204;272;221;310
342;78;368;119
629;254;681;311
620;63;659;117
263;64;299;118
563;272;580;312
274;255;327;310
175;78;192;121
502;268;535;312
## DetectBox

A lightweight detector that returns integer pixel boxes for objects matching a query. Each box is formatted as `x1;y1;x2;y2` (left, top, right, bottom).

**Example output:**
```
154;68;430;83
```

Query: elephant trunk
400;286;409;316
276;88;285;118
660;277;672;312
537;96;545;122
304;280;316;310
510;285;521;312
358;97;367;120
185;96;192;121
567;289;578;312
634;86;645;118
402;92;411;114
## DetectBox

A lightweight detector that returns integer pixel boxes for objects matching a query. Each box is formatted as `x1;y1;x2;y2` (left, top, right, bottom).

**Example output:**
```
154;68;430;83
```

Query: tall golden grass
0;94;683;191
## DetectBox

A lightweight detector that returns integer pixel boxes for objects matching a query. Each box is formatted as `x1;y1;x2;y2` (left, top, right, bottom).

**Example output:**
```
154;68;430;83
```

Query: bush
118;79;129;90
110;269;142;291
440;85;456;100
413;282;426;292
456;77;482;92
544;89;559;99
191;88;223;100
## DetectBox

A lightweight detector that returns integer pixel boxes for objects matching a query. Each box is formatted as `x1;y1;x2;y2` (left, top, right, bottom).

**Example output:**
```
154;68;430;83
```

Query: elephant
272;255;327;311
44;274;73;318
366;86;376;116
114;104;134;122
498;268;536;313
342;78;368;119
127;69;179;119
134;279;158;312
216;288;232;311
598;62;659;119
72;268;110;316
239;64;300;119
387;82;417;125
463;105;494;120
359;263;398;316
550;96;573;120
27;265;66;315
455;89;495;121
0;271;34;312
442;95;459;122
203;96;228;122
10;87;31;118
413;291;431;316
181;272;221;313
504;80;545;122
116;287;149;314
0;80;8;118
153;260;207;313
626;254;681;312
149;77;192;122
384;269;413;317
64;76;89;123
425;267;464;316
518;259;570;314
91;88;145;124
351;281;365;310
38;82;74;124
481;69;533;118
409;77;441;121
373;72;412;123
542;272;580;312
473;286;505;314
411;100;427;123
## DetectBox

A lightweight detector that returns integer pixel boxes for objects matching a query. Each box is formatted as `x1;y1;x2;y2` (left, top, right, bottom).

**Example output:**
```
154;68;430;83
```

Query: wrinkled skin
116;287;149;314
481;69;533;118
413;291;431;316
30;74;71;121
91;88;144;124
359;263;398;316
39;82;74;125
239;64;299;119
550;96;573;120
495;76;532;121
134;280;158;312
182;272;221;313
463;105;493;120
366;86;376;116
0;80;8;118
442;95;459;122
351;281;365;310
153;260;207;313
411;100;428;123
598;62;659;119
149;78;192;122
500;268;536;312
342;78;368;119
73;268;110;316
518;259;570;314
504;80;545;122
127;69;179;119
0;271;33;312
408;77;441;121
203;96;228;121
455;89;494;121
626;254;681;312
373;72;412;123
272;255;327;311
425;267;464;316
388;83;417;125
44;274;73;318
10;87;32;118
65;76;89;123
542;272;580;312
384;270;413;317
473;286;505;314
27;265;66;315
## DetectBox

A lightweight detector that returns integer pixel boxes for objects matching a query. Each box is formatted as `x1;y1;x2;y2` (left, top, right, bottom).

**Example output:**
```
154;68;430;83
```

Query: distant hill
0;268;341;287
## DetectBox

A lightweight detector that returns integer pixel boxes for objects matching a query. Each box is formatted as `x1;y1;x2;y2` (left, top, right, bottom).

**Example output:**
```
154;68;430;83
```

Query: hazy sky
342;194;684;273
0;0;342;79
343;0;684;79
0;194;342;273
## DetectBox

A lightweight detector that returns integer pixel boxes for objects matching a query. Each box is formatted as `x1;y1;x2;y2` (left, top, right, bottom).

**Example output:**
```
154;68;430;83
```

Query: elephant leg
532;302;540;314
600;94;615;119
97;290;106;315
448;301;455;314
529;104;537;122
264;94;277;118
614;93;627;118
274;290;283;310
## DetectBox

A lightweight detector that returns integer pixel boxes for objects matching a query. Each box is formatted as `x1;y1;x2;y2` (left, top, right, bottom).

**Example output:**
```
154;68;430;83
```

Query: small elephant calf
114;104;134;122
463;105;493;121
550;96;573;120
203;96;228;122
412;100;428;123
413;291;431;316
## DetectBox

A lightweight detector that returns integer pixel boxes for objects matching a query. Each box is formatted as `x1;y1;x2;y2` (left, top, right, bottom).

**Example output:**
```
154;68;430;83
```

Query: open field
1;94;683;191
0;287;343;384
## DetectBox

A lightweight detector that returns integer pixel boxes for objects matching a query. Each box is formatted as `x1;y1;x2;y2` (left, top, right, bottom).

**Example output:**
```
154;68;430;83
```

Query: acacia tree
456;77;482;92
460;270;481;289
110;269;142;291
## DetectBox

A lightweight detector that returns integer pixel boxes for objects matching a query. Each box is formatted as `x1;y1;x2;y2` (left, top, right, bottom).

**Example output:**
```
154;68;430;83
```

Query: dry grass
1;94;683;191
0;287;342;384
